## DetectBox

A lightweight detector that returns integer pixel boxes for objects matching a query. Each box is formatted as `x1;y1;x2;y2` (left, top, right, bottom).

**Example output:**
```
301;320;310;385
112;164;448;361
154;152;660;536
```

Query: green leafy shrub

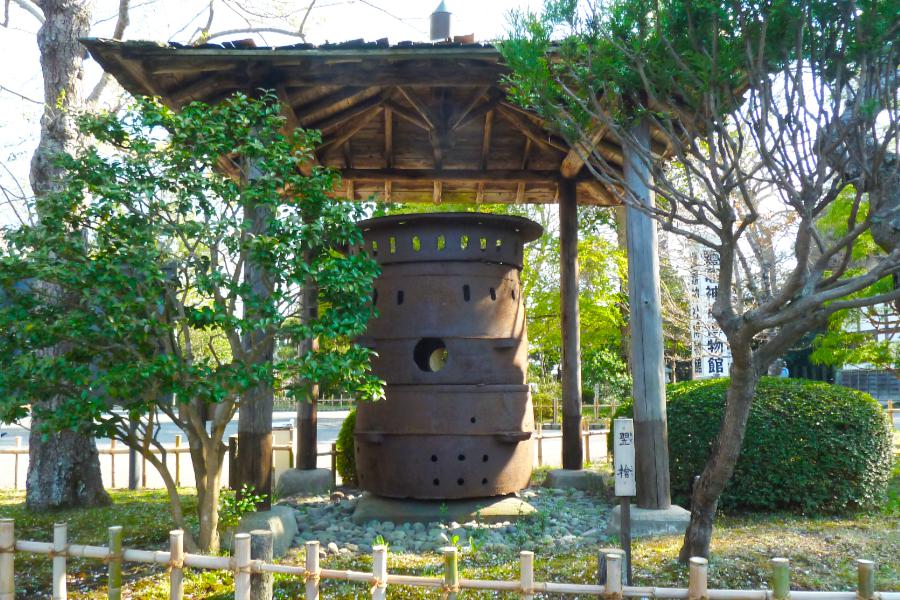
336;409;357;486
612;377;892;513
218;485;268;531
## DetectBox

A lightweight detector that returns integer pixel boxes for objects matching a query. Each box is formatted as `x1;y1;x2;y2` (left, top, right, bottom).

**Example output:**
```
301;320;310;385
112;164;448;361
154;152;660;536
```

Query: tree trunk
296;265;320;470
678;363;759;561
25;0;110;511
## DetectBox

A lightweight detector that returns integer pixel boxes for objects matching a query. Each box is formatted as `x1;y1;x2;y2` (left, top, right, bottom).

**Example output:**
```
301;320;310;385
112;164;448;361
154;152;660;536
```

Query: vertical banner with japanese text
688;245;732;378
614;418;636;497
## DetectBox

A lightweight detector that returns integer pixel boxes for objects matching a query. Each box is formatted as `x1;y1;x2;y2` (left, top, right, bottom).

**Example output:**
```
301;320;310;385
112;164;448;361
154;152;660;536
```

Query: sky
0;0;544;226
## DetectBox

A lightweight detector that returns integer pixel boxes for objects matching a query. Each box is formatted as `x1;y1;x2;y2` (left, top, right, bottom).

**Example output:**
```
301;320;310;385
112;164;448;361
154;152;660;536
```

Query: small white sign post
613;418;635;584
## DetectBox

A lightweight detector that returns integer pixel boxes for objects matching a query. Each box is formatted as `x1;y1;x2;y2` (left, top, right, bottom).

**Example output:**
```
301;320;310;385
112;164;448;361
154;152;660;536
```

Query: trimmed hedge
335;409;357;486
612;377;892;513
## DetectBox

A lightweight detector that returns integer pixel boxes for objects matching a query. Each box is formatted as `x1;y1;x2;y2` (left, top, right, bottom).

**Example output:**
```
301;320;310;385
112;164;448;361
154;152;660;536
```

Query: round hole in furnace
482;478;488;485
482;454;488;462
431;455;438;462
458;454;465;461
413;337;448;372
433;478;440;486
470;417;477;424
457;478;465;486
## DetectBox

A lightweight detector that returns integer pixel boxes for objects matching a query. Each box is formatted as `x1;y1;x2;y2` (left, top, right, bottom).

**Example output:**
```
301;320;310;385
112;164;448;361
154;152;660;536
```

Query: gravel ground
283;484;614;558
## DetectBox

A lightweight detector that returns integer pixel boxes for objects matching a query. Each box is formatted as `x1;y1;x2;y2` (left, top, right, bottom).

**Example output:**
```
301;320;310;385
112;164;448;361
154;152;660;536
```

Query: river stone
351;493;536;524
542;469;612;494
276;468;333;497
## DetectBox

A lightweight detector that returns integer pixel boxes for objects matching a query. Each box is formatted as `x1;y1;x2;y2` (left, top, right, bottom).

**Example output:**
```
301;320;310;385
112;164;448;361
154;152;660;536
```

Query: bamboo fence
0;520;897;600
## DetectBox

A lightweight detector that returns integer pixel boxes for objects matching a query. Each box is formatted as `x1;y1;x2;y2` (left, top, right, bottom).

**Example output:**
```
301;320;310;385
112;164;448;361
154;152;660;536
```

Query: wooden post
857;560;875;600
623;118;671;509
128;419;142;491
249;530;274;600
604;553;622;596
621;499;632;585
536;424;543;467
305;541;320;600
559;176;583;470
771;558;790;600
331;443;337;487
110;439;116;489
12;437;20;490
233;533;251;600
0;519;14;600
442;546;458;600
107;526;123;600
228;436;238;490
296;262;320;471
372;545;387;600
170;530;184;600
519;551;534;600
688;558;708;600
174;435;182;487
584;423;592;465
52;523;67;600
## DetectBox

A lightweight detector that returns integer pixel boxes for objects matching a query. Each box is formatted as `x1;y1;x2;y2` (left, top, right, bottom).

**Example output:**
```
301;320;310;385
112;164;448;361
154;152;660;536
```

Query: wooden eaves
80;37;634;207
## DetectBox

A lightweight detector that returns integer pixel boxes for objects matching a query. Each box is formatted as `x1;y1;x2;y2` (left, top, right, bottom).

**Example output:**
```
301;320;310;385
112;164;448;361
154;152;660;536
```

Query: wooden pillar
623;118;672;509
559;177;583;470
237;167;274;509
296;272;320;470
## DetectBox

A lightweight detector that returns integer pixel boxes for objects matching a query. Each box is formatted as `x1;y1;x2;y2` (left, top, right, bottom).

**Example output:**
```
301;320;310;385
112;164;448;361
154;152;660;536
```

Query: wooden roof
82;38;628;206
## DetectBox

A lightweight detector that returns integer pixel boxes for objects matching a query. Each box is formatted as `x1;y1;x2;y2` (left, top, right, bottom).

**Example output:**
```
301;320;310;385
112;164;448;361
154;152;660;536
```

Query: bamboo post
169;530;184;600
174;435;182;487
596;548;624;585
605;553;622;597
857;560;875;600
110;439;116;489
442;546;458;600
519;550;534;600
688;557;708;600
107;526;123;600
305;541;320;600
0;519;14;600
52;523;67;600
249;530;274;600
372;545;387;600
536;424;543;467
13;437;20;490
233;533;251;600
772;558;790;600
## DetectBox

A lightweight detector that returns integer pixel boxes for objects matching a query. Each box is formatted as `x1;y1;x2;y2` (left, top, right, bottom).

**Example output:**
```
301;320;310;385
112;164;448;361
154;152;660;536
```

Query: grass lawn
0;463;897;599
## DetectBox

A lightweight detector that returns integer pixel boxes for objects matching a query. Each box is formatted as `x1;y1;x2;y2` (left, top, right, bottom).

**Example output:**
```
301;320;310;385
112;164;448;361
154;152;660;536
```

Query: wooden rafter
383;100;430;130
449;86;489;130
339;168;582;184
306;92;387;135
480;110;494;170
396;87;437;129
453;88;504;131
560;125;608;179
294;87;374;124
384;107;393;168
321;105;383;151
496;105;568;155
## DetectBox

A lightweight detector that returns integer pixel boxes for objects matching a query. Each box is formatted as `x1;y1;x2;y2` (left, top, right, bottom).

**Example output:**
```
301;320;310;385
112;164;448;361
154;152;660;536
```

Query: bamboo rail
0;521;898;600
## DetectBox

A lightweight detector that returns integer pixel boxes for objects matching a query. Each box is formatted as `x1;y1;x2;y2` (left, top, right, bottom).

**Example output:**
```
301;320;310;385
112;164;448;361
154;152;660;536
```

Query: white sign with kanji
614;418;636;497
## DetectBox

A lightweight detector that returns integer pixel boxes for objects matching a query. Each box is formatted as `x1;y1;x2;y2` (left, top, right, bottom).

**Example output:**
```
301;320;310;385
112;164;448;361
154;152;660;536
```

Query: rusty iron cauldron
354;213;543;499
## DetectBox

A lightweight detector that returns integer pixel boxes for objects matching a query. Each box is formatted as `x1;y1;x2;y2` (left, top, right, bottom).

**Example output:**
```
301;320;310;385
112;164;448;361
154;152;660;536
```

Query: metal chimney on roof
430;1;451;41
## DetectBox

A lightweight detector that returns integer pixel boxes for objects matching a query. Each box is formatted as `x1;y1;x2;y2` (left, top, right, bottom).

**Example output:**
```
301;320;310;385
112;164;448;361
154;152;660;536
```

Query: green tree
503;0;899;560
0;92;381;552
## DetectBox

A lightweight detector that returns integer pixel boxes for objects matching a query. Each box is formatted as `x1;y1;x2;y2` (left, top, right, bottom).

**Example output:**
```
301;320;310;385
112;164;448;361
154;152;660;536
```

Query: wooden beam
383;99;430;131
560;125;608;178
496;105;568;154
453;89;504;131
338;168;568;184
433;181;442;205
306;93;386;135
320;105;382;151
480;110;494;170
449;86;489;130
294;87;375;124
276;86;300;132
559;177;583;470
396;87;437;129
384;107;393;168
384;180;392;202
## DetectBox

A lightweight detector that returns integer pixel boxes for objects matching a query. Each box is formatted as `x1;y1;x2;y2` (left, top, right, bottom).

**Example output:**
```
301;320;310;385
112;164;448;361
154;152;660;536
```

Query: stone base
605;504;690;538
543;469;612;495
226;505;298;557
351;493;536;525
275;468;333;498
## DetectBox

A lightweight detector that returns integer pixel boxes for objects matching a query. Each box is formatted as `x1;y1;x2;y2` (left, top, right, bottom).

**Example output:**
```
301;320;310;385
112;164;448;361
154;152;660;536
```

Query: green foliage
335;409;357;486
581;347;631;407
530;376;560;422
218;485;268;531
612;378;893;513
0;91;383;437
